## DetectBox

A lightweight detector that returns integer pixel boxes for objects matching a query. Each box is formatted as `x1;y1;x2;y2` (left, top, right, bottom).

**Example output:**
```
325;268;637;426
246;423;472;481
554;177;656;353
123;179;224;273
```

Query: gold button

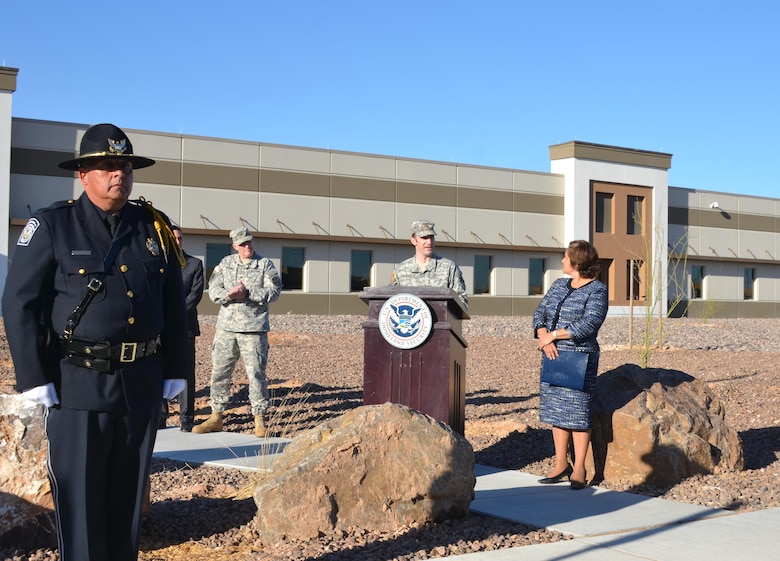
120;265;128;273
127;290;134;298
78;268;86;275
128;317;135;325
159;268;164;274
85;348;92;354
85;360;92;367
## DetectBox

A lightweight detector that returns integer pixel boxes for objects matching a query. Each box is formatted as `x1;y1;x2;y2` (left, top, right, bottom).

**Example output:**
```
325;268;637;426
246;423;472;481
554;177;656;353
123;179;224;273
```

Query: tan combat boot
254;414;267;438
192;412;223;434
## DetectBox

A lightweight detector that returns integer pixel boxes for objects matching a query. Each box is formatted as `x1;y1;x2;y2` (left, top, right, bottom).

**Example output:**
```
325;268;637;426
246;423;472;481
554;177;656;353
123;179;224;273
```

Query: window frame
473;255;493;295
691;265;704;299
528;257;545;296
350;249;372;292
595;192;614;233
205;243;231;283
281;246;305;291
743;267;756;300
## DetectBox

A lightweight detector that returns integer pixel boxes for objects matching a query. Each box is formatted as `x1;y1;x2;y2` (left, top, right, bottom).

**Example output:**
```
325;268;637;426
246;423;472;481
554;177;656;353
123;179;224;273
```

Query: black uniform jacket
181;251;204;338
2;193;188;413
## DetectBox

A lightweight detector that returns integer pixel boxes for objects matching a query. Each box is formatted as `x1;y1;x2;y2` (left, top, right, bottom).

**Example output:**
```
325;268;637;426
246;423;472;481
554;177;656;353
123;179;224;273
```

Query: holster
63;337;111;359
67;354;112;373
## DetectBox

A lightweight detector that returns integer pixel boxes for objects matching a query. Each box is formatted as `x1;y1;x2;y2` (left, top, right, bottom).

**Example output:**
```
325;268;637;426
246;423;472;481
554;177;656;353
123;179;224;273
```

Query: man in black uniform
160;225;204;431
2;123;188;561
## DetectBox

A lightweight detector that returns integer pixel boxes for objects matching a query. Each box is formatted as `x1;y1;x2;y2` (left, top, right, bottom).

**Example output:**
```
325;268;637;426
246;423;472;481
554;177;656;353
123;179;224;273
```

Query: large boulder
0;394;53;538
253;402;475;544
587;365;743;487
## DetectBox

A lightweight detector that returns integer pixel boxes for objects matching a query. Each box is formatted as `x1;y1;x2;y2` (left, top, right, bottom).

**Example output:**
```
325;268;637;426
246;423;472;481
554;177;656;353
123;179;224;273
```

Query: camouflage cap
411;220;436;237
230;226;253;245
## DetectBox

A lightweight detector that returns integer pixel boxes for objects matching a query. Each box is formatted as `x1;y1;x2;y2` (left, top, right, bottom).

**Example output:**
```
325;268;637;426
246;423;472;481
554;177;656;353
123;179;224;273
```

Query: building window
205;243;231;283
529;258;545;295
598;259;612;292
350;250;372;292
744;268;756;300
627;195;644;235
473;255;492;295
595;192;614;233
691;266;704;299
282;247;304;290
626;259;643;300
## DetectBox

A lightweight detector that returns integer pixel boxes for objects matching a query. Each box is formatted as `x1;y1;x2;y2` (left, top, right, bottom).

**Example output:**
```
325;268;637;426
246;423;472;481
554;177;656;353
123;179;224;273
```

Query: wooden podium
360;286;469;434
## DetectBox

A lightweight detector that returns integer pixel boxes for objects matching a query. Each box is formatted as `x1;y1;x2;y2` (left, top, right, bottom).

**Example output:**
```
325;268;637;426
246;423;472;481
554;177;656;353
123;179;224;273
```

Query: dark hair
567;240;600;279
171;225;182;233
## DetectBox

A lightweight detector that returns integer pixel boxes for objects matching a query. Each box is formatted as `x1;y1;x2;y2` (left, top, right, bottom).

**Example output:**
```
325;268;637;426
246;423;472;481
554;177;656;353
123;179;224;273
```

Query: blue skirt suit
533;278;609;430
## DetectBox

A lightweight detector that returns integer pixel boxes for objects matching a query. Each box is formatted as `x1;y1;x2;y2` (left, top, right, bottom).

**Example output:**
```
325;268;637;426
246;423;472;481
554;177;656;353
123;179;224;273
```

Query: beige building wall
668;186;780;316
4;111;780;318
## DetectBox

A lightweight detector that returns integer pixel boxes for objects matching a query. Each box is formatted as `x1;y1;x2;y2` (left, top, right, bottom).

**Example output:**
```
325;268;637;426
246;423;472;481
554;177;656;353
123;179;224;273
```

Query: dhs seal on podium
378;293;433;349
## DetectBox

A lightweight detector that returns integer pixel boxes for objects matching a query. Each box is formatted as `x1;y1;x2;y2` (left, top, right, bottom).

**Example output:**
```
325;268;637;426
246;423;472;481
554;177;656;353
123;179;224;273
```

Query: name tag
70;250;92;256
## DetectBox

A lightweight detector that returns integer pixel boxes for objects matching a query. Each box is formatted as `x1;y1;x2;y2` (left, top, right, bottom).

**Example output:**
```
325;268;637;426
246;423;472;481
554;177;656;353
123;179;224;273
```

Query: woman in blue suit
533;240;609;490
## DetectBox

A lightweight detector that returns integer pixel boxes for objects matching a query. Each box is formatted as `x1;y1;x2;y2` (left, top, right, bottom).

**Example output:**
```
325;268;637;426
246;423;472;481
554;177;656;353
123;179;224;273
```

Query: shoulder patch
213;264;222;274
17;218;40;246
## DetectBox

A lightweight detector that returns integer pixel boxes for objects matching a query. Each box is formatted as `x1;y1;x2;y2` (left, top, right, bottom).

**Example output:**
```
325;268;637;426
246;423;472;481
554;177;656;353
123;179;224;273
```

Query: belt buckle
87;278;103;292
120;342;137;362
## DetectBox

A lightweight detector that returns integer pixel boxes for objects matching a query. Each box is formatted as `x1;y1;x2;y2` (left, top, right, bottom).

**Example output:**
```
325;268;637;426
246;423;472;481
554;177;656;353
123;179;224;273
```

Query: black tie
106;214;118;237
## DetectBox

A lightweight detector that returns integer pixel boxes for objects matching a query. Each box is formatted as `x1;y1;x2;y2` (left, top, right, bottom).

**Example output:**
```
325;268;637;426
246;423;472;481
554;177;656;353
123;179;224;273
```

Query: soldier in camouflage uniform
193;227;282;437
391;220;469;310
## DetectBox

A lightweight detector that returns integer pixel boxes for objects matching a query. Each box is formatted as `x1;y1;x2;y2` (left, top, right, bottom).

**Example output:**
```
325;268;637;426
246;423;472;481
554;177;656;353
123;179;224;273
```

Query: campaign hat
58;123;155;170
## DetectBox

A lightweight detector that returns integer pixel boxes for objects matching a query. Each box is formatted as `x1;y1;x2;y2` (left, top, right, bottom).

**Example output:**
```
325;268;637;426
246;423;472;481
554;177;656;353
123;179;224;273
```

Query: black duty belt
64;336;160;373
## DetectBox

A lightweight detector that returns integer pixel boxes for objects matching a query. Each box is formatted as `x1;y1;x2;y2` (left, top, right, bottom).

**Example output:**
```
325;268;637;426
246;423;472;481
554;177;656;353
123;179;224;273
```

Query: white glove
22;383;60;408
162;379;186;400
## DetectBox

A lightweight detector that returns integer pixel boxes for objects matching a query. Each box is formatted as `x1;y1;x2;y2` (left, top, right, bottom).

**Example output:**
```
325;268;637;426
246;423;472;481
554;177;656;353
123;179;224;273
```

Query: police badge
146;237;160;256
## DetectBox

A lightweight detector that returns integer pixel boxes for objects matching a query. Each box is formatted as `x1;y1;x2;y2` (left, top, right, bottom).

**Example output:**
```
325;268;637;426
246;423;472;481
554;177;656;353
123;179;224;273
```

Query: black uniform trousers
178;335;197;423
45;395;162;561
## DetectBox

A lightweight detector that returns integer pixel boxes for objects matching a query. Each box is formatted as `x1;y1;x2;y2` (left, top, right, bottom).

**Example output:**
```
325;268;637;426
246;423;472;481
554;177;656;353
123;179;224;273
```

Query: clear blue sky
2;1;778;197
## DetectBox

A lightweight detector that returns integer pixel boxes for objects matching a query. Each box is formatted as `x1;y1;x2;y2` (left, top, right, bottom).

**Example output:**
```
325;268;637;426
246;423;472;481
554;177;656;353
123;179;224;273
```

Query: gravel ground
2;315;779;560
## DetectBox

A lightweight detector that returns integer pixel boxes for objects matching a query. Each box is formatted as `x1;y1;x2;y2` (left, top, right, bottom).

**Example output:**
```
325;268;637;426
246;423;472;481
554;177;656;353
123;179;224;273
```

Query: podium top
359;286;470;319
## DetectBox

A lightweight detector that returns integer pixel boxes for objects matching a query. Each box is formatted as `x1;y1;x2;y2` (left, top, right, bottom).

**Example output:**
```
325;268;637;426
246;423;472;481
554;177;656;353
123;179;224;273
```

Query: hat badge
108;137;128;156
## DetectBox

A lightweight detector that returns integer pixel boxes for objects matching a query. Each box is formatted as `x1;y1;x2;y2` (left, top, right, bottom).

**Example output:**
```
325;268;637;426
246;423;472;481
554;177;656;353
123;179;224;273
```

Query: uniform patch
17;218;40;246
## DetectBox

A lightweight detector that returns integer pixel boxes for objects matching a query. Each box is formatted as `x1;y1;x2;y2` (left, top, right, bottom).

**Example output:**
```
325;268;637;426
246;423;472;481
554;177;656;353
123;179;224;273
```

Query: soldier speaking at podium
391;220;469;310
2;123;188;561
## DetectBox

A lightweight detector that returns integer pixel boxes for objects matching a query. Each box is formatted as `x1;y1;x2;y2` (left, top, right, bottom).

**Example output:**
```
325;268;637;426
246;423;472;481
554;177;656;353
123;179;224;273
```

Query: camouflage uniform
208;247;282;415
392;255;469;310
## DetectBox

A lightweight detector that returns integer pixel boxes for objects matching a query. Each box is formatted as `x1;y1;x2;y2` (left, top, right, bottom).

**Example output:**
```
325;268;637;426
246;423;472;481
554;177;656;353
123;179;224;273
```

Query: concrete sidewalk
153;426;289;472
153;428;780;561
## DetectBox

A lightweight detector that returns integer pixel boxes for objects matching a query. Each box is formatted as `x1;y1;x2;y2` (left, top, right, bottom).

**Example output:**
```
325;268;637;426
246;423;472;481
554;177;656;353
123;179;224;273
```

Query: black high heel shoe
570;479;587;490
538;464;573;484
